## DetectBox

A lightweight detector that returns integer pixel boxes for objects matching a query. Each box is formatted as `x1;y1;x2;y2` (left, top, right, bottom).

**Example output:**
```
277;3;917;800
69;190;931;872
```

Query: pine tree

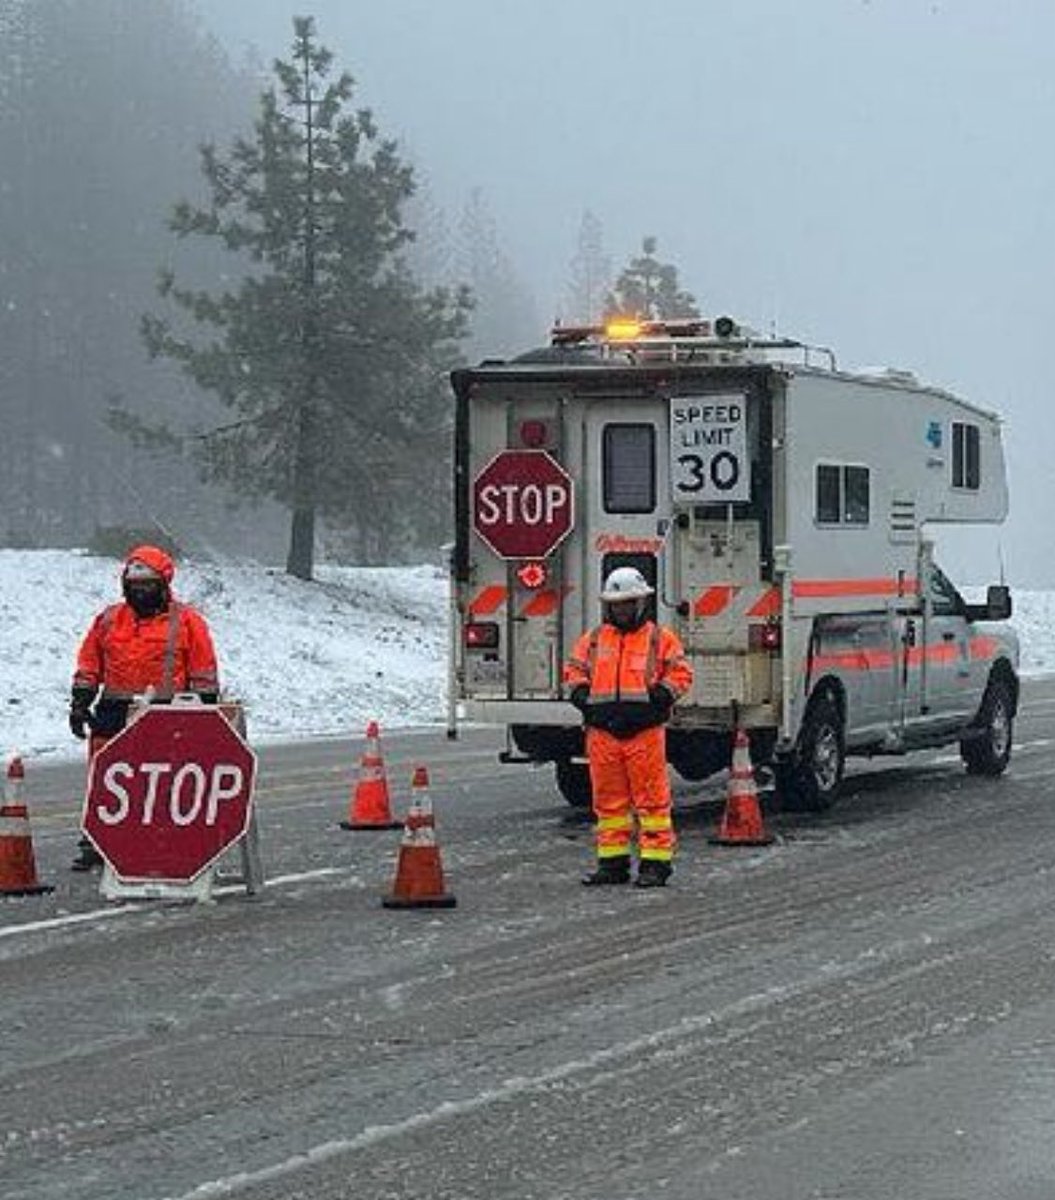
563;209;611;325
139;17;470;578
404;170;456;290
605;236;700;320
0;0;254;552
457;188;538;361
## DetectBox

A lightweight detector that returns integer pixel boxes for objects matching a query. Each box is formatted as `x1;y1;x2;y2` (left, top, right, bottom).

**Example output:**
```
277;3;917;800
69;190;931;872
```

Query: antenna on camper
997;541;1007;587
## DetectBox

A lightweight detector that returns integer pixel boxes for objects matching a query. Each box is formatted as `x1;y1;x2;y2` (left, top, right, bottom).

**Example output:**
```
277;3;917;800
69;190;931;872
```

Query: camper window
952;422;981;490
816;464;841;523
603;423;656;513
844;466;870;524
815;463;871;527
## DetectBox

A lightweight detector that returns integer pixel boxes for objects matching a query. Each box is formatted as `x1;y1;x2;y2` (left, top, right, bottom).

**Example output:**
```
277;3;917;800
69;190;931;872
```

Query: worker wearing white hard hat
563;566;693;888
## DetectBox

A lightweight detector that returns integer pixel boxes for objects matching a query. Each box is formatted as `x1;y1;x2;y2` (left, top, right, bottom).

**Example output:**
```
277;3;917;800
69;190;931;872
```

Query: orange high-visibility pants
586;725;675;863
77;732;116;852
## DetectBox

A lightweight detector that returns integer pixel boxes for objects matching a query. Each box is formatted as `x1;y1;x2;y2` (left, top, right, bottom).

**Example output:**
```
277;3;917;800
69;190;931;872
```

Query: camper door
581;402;672;626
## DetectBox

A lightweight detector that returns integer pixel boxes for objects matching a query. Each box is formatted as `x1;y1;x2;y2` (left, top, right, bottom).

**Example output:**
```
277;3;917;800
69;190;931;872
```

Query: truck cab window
603;423;655;513
927;563;963;616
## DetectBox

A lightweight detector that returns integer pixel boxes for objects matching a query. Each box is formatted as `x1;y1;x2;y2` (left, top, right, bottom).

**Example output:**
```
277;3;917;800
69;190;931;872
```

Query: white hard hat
600;566;654;602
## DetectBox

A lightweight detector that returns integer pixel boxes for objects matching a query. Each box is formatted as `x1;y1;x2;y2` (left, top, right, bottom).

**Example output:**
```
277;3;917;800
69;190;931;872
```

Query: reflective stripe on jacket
73;600;219;697
564;621;693;705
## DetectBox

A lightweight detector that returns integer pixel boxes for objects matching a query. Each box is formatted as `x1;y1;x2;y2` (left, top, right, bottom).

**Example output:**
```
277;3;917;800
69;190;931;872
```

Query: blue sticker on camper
926;421;942;449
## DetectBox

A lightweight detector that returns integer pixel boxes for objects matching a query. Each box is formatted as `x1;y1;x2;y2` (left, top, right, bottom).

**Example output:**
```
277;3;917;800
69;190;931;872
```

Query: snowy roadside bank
2;550;1053;761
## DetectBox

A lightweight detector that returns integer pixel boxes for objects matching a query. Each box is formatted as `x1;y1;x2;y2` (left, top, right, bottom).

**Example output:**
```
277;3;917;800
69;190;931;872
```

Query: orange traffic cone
0;754;55;896
709;728;774;847
341;721;402;831
382;766;456;909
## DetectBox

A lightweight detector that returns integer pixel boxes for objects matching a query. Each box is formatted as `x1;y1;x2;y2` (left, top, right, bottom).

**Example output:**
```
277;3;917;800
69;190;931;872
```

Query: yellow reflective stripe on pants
639;846;674;862
596;812;632;856
638;809;675;860
638;813;671;832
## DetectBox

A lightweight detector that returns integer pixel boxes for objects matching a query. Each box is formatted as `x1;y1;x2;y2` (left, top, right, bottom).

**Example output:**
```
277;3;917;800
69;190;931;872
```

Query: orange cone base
709;831;774;847
0;841;54;895
0;881;55;897
708;801;774;847
382;845;457;909
382;891;457;909
340;818;403;831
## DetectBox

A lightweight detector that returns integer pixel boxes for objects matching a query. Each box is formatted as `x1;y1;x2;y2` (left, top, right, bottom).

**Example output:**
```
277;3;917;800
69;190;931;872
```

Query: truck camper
448;317;1019;810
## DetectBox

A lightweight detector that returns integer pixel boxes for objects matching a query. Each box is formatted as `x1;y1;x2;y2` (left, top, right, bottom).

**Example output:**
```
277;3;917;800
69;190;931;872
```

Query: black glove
569;685;590;713
69;686;96;741
648;684;675;721
68;708;90;740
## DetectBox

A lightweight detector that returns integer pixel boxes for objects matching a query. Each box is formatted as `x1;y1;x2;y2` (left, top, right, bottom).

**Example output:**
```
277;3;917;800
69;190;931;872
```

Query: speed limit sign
670;394;750;503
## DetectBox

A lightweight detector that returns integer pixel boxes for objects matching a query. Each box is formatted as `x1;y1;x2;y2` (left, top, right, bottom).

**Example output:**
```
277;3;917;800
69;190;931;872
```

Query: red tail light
464;622;499;649
749;621;782;652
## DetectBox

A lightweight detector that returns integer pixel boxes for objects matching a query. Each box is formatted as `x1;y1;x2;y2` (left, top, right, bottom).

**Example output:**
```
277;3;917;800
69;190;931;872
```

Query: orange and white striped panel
467;585;574;619
692;584;781;621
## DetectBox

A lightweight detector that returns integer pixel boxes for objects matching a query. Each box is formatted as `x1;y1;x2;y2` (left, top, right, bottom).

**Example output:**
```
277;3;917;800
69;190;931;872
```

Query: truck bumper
456;700;580;726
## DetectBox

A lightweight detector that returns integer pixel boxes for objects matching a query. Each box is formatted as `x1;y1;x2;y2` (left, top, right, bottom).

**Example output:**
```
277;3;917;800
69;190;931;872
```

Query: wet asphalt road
3;682;1055;1200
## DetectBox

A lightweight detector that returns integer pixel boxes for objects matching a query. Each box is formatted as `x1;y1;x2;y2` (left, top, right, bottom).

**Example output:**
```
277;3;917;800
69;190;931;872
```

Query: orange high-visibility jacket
564;621;693;711
73;602;219;698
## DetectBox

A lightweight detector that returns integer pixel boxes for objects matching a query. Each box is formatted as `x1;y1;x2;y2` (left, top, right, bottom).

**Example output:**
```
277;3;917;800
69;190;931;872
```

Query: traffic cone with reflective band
709;728;774;847
0;754;55;896
382;766;456;909
341;721;402;831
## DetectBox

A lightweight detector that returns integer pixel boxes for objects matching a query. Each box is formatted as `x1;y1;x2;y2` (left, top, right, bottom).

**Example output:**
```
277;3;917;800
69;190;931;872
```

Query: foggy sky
194;0;1055;586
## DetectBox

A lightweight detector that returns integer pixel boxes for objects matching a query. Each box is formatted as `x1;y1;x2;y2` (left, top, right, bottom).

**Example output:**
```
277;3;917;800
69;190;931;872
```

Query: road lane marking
0;868;347;940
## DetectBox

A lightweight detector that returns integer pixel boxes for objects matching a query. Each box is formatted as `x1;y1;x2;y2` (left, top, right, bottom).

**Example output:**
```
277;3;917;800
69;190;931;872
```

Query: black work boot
581;856;631;887
70;839;103;872
635;859;672;889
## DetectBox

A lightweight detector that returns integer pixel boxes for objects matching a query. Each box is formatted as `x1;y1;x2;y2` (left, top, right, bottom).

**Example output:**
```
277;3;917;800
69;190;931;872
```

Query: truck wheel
960;678;1014;776
555;760;592;809
778;694;845;813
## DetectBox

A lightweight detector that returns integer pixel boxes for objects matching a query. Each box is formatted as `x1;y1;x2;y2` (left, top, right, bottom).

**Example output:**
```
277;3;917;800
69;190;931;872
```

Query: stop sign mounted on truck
472;450;575;559
82;706;257;883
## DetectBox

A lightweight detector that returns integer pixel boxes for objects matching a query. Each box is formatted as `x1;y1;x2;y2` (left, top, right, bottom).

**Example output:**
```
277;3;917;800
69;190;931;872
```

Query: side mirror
986;584;1012;620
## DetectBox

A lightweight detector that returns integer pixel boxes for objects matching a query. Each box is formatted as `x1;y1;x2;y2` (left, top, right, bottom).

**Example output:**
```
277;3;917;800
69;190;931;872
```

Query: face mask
123;579;167;617
606;600;644;631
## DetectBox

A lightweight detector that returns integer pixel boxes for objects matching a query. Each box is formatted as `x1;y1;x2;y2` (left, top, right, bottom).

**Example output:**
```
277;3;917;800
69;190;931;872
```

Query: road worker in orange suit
564;566;694;888
68;544;220;871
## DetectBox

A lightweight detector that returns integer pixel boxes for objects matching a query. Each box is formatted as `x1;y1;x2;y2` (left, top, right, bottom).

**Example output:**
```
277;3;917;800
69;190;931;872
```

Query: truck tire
777;694;845;813
960;678;1014;777
555;760;592;809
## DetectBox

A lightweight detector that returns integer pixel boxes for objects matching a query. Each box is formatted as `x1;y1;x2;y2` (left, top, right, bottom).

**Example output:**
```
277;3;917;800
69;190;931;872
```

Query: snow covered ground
0;549;448;759
1;548;1053;761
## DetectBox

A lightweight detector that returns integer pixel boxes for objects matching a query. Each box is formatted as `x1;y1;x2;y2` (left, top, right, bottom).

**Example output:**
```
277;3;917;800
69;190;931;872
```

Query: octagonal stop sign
472;449;575;559
83;706;257;883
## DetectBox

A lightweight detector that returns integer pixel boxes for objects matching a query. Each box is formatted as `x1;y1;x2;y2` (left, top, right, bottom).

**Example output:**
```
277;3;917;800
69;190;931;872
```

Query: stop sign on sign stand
473;449;575;559
83;705;257;889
